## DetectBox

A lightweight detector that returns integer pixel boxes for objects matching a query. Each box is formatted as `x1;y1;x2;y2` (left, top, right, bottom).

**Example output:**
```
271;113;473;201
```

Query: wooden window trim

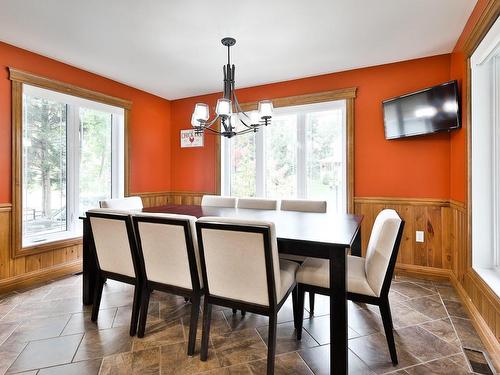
9;68;132;258
215;87;357;213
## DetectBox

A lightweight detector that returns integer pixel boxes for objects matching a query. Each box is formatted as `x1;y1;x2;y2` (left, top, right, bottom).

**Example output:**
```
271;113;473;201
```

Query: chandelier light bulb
191;113;200;128
230;113;239;128
258;100;273;118
250;111;260;124
216;98;232;116
194;103;209;121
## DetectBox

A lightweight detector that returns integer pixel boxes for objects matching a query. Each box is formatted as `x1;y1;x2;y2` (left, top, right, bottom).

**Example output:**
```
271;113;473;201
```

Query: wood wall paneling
354;197;452;269
136;191;207;208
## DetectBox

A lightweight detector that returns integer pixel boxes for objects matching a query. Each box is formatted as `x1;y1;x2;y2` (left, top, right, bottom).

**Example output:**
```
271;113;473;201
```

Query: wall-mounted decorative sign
180;129;204;148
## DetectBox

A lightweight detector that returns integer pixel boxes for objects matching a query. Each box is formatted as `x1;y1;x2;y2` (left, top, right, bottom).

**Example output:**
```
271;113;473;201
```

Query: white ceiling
0;0;476;100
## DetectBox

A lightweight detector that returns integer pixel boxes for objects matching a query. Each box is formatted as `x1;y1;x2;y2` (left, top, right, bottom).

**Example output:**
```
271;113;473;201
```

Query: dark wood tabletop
142;205;363;248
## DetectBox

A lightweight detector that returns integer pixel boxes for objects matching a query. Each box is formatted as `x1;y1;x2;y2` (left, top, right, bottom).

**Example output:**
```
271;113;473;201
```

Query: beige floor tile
211;328;268;367
100;347;160;374
7;334;83;373
73;326;133;361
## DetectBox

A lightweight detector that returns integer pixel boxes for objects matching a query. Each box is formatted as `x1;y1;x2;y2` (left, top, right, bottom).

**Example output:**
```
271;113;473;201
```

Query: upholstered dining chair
279;199;327;316
99;196;144;210
132;213;202;355
237;197;278;210
201;195;237;208
295;209;405;365
196;217;299;375
86;209;142;336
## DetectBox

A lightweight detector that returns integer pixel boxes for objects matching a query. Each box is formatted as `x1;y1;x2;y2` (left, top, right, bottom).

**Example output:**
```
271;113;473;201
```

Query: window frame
10;68;132;258
470;15;500;295
215;88;357;212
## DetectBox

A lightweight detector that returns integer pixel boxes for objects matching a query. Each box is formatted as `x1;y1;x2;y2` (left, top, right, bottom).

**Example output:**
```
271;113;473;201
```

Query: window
21;85;125;247
221;100;347;213
471;16;500;297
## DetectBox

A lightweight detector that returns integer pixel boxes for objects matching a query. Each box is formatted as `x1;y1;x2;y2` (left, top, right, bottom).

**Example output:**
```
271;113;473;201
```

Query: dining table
81;204;363;375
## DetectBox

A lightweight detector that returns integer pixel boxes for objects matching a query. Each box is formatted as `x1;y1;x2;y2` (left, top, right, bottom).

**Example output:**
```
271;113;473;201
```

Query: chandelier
191;37;273;138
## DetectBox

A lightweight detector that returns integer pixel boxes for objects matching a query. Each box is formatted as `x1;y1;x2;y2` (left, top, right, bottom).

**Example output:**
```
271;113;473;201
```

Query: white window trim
22;84;125;247
221;100;347;212
471;16;500;297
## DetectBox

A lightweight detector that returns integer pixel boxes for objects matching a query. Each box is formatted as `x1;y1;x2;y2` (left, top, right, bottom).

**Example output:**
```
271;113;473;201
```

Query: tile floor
0;274;496;374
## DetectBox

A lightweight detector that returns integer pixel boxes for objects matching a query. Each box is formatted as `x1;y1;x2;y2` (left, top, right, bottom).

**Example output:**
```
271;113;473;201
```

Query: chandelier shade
191;37;273;138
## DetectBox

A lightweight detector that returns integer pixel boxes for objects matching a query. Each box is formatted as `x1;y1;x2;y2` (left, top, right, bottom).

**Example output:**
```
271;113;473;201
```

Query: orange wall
449;0;491;203
171;55;452;199
0;41;172;203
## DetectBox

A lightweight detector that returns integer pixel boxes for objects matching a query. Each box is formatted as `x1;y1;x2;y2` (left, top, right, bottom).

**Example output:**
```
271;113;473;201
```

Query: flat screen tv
383;80;460;140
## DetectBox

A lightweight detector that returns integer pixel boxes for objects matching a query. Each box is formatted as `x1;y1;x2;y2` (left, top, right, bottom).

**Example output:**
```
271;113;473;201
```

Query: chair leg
232;308;237;314
91;276;104;322
267;312;277;375
137;287;150;338
309;292;315;316
200;300;212;361
296;284;306;340
130;283;143;337
291;285;298;329
380;298;398;365
241;310;246;316
187;294;200;356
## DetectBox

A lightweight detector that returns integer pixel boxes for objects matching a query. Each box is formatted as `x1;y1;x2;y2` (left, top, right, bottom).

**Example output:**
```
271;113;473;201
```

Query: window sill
16;235;82;258
474;266;500;298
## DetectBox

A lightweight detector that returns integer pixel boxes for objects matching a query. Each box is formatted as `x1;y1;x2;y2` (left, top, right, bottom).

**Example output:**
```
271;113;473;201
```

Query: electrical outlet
416;231;424;243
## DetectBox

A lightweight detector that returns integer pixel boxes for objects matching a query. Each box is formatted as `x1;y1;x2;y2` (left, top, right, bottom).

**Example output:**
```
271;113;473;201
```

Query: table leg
82;218;95;305
330;247;348;374
351;229;362;257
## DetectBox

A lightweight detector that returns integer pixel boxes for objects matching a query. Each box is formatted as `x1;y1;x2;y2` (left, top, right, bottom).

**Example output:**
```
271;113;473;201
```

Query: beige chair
132;213;202;355
237;197;278;210
201;195;237;208
295;209;405;365
279;199;327;316
196;217;299;375
99;196;143;210
86;209;141;336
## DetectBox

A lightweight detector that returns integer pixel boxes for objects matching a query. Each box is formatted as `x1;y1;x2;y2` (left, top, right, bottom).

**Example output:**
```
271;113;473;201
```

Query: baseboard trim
450;273;500;372
396;264;499;371
395;263;453;281
0;260;82;294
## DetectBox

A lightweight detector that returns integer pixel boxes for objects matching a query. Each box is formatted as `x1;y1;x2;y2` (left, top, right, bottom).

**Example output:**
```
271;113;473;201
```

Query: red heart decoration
189;136;195;143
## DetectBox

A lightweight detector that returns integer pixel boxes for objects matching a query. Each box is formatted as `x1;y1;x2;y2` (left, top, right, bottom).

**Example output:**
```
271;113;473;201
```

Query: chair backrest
237;198;278;210
365;209;405;297
196;217;280;307
201;195;237;208
87;209;138;279
99;196;143;210
280;199;327;213
132;213;201;291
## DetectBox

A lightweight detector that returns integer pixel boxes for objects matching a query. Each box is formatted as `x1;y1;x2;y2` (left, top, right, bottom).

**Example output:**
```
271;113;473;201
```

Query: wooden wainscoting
354;197;454;271
0;204;82;294
136;191;209;207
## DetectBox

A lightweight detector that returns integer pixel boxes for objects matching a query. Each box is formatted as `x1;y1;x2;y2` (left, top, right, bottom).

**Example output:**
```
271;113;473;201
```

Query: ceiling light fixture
191;37;273;138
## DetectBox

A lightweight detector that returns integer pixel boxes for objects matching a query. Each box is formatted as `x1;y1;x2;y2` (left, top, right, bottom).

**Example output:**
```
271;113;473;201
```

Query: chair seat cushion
278;259;299;302
279;254;307;263
296;256;376;297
